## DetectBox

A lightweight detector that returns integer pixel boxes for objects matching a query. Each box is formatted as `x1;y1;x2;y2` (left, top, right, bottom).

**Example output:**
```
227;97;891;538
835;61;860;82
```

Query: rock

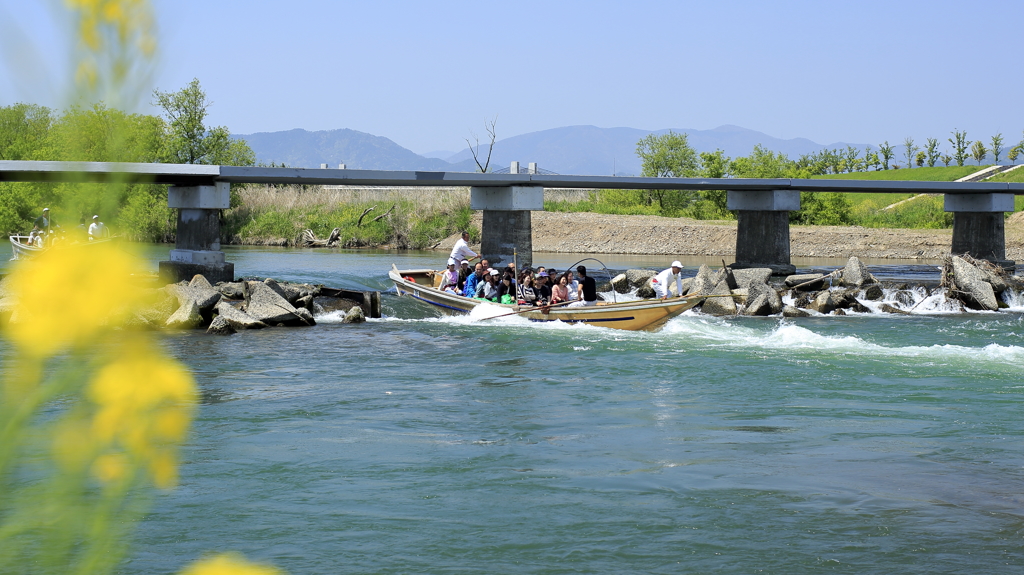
625;269;656;289
679;277;694;296
893;290;917;308
951;256;998;311
215;300;267;330
862;284;884;300
730;288;749;305
744;293;773;316
879;303;911;315
731;268;772;289
165;300;202;329
216;281;245;300
833;308;847;316
244;281;308;325
841;256;876;287
167;283;221;315
785;273;829;291
313;296;359;315
611;273;630;294
721;266;738;290
849;300;871;313
636;281;656;299
293;307;316;326
189;274;214;290
748;283;783;315
343;306;366;323
793;293;813;308
295;294;313;310
808;291;837;314
700;279;737;316
782;305;810;317
691;264;719;296
206;315;236;335
263;278;293;303
978;268;1009;295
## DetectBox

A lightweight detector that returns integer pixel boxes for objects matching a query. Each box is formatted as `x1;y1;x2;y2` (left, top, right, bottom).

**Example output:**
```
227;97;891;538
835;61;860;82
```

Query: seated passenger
551;274;570;304
439;259;460;293
534;272;552;305
565;270;580;301
462;263;484;297
497;275;515;304
457;260;472;292
517;272;538;305
476;269;501;301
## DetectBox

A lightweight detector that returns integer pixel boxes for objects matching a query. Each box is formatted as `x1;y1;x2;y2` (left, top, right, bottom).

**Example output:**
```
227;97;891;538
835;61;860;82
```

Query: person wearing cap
475;268;501;301
439;258;460;293
534;271;552;304
568;265;598;307
87;215;109;241
32;208;53;232
457;259;473;292
462;262;484;298
449;231;478;265
651;261;685;299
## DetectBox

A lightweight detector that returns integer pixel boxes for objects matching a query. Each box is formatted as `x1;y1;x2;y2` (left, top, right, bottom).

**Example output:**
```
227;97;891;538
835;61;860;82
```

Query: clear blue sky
2;0;1022;155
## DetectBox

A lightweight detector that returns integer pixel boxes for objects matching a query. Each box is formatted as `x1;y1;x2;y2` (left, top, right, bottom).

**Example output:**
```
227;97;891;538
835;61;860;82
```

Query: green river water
7;246;1024;573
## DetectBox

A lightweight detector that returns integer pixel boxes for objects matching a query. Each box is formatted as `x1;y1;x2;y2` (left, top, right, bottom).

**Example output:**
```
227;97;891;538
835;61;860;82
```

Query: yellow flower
179;553;282;575
3;242;153;358
93;453;129;483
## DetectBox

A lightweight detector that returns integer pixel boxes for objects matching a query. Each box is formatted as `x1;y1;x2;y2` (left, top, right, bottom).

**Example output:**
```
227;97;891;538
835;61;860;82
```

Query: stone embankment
608;255;1023;317
142;275;371;335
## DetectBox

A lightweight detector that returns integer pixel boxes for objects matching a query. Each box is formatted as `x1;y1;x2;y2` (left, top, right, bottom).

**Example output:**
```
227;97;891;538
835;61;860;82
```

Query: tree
970;140;988;165
991;133;1003;163
903;137;918;169
941;154;953;167
949;129;969;166
1009;145;1020;165
635;131;700;211
153;78;255;166
915;151;926;167
466;115;497;173
729;144;798;178
925;138;941;167
844;145;861;172
0;103;52;161
878;141;895;170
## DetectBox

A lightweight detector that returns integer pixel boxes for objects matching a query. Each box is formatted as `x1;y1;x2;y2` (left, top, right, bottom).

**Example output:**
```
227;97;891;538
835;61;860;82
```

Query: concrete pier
158;183;235;283
945;193;1015;269
470;185;543;268
727;190;800;275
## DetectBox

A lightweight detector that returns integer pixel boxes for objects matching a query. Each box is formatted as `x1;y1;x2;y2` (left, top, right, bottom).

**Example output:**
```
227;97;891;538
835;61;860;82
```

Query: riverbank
431;211;1024;261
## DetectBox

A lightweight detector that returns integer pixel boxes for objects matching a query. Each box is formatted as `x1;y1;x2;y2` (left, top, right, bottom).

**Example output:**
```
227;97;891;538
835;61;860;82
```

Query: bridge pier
470;186;543;269
158;183;235;283
945;193;1015;269
727;190;800;275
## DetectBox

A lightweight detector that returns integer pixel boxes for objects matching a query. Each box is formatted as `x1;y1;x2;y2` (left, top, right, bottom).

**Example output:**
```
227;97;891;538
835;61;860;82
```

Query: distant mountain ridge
236;125;869;176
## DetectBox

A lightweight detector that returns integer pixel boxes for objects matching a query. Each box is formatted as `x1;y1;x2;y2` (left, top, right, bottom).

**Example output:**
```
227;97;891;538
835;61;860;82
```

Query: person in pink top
551;274;570;304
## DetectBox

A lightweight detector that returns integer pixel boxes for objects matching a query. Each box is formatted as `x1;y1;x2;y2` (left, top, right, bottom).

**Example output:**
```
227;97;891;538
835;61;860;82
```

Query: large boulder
879;303;911;315
700;279;737;316
167;283;221;316
635;281;656;299
294;307;317;326
786;273;829;291
731;268;772;290
243;281;311;326
216;281;246;300
690;264;719;296
747;283;782;315
782;305;811;318
215;301;267;330
862;284;884;300
165;300;202;329
610;274;630;294
343;306;366;323
951;256;998;311
625;269;656;289
808;290;838;314
841;256;876;287
206;315;236;335
189;274;214;290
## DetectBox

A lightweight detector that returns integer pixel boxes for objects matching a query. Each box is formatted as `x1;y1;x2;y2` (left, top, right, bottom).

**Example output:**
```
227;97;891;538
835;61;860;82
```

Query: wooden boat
9;235;117;261
389;265;705;331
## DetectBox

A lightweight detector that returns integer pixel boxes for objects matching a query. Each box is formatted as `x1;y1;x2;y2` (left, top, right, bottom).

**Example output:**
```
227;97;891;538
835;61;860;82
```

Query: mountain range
236;125;869;176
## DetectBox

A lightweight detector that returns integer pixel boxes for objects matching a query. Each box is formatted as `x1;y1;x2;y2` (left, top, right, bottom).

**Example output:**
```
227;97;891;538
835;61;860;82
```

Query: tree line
0;79;255;238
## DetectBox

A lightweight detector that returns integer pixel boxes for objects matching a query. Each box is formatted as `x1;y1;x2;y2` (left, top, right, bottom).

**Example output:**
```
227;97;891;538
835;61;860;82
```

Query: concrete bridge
2;160;1022;281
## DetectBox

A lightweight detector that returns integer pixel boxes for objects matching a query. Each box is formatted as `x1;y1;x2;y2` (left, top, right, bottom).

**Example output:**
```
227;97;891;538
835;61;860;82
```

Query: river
6;245;1024;573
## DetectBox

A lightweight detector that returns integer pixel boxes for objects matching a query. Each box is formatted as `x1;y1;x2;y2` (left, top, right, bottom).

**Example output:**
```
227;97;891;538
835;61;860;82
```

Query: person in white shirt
651;261;685;299
87;215;109;241
449;231;478;265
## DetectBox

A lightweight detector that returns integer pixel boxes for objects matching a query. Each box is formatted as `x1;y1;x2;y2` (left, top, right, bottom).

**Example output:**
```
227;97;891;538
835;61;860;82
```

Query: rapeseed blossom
181;554;282;575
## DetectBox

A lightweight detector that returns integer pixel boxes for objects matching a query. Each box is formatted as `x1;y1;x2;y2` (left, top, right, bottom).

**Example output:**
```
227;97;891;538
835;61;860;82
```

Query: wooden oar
475;300;575;321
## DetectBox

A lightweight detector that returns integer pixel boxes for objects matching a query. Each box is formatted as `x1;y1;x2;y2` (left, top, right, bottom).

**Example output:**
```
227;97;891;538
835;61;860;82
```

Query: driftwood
370;204;395;223
301;227;342;247
356;207;375;227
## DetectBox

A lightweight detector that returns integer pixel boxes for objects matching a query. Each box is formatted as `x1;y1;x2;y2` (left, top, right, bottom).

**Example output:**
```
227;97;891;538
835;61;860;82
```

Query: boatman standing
88;215;109;241
651;261;685;299
568;265;598;307
32;208;53;232
449;231;478;265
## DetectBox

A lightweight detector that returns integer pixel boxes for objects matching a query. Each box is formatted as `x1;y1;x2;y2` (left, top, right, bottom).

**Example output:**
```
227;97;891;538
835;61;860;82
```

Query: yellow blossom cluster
181;554;282;575
4;243;196;489
64;0;156;92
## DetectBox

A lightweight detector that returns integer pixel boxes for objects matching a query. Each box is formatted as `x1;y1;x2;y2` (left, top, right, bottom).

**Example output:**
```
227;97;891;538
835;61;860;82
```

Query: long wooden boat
9;235;117;261
389;265;704;331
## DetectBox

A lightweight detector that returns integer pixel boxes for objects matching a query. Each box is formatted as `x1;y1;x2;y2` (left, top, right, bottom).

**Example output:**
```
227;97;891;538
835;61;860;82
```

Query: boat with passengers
389;264;705;331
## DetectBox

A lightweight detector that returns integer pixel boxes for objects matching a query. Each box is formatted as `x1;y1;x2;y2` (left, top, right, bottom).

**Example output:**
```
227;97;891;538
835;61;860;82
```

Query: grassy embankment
223;184;477;248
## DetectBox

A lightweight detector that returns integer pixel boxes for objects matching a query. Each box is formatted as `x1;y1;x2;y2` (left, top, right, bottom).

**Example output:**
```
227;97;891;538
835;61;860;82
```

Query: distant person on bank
652;261;685;299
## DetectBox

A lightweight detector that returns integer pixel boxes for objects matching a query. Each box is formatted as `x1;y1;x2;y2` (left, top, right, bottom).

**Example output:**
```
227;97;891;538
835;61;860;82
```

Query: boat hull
390;266;702;331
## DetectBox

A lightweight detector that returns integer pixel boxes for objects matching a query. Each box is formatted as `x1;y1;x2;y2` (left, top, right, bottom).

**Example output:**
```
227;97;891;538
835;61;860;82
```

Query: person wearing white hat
439;258;460;293
651;261;685;299
87;215;109;241
32;208;52;232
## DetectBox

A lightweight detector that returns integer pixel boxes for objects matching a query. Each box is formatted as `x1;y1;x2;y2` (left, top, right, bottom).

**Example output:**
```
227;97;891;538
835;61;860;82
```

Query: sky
1;0;1022;155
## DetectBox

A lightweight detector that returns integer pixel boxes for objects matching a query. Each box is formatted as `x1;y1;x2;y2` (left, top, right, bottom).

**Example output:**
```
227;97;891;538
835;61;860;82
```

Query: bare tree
466;116;498;173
